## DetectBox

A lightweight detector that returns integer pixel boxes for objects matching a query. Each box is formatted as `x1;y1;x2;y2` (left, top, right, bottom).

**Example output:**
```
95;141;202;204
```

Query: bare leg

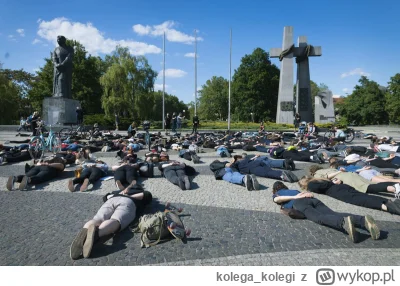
371;176;400;183
83;219;102;229
387;186;395;193
98;219;120;237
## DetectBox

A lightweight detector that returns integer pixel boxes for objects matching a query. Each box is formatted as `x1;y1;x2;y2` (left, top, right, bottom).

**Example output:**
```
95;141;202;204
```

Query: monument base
42;97;80;126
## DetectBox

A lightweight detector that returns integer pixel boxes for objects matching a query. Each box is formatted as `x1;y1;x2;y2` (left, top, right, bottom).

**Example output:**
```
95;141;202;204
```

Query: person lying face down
298;176;400;215
70;189;152;260
271;181;380;243
6;161;65;191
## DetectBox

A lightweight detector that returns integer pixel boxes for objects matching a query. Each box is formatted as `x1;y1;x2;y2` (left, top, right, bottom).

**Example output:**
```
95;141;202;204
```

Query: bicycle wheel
344;130;355;143
50;136;62;154
59;128;72;140
29;137;44;161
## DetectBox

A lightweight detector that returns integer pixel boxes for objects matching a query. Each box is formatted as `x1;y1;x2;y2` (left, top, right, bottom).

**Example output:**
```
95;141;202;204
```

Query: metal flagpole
228;28;232;131
194;29;197;115
162;32;165;130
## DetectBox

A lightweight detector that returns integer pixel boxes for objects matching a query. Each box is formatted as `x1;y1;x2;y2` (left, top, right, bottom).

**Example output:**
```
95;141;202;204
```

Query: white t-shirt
378;144;399;152
335;129;345;138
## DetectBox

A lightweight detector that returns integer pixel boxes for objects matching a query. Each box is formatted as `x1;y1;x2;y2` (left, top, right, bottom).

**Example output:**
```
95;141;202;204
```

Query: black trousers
293;198;365;230
282;150;311;162
369;157;398;169
114;165;138;187
326;185;388;210
366;182;394;194
17;166;59;185
73;167;103;184
4;151;31;163
164;166;186;186
192;124;198;134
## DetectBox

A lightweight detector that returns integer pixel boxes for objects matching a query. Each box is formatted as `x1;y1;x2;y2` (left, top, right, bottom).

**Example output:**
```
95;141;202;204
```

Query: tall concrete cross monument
270;26;322;124
295;36;322;123
270;26;295;124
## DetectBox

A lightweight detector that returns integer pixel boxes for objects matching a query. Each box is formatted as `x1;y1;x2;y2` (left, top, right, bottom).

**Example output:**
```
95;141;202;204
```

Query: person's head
233;155;243;162
309;165;323;176
57;35;67;46
167;113;169;116
309;122;314;126
33;111;38;116
76;107;79;110
298;176;313;190
272;181;288;194
328;157;338;165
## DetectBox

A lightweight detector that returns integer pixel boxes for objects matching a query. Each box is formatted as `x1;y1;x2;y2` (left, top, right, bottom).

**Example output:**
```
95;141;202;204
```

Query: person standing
30;111;40;136
115;113;120;131
76;107;83;125
165;113;171;132
294;113;301;132
171;112;177;133
177;112;185;133
192;114;199;134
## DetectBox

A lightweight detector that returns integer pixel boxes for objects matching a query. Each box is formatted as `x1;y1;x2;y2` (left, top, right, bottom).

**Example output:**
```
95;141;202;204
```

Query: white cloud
32;38;42;45
332;94;341;98
184;52;198;58
37;17;161;56
8;35;17;42
133;21;203;44
154;83;169;91
16;29;25;37
341;68;371;78
159;68;187;78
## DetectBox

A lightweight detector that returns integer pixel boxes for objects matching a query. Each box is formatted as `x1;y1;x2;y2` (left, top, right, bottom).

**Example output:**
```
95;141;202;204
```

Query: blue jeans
222;168;244;185
256;156;284;168
217;147;230;157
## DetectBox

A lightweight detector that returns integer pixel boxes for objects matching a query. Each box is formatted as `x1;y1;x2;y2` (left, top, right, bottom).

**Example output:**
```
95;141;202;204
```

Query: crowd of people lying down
1;125;400;259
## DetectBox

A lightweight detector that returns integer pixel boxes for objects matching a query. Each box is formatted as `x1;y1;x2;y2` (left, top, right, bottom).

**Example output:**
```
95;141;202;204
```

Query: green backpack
133;212;171;248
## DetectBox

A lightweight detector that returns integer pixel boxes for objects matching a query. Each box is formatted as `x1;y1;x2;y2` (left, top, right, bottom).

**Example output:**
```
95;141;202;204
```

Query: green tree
340;76;387;125
28;40;104;114
100;46;157;119
385;73;400;124
232;48;280;122
0;63;20;124
198;76;229;120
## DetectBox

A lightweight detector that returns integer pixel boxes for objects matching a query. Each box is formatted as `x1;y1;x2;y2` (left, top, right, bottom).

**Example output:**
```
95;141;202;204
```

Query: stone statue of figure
52;35;74;98
317;90;333;109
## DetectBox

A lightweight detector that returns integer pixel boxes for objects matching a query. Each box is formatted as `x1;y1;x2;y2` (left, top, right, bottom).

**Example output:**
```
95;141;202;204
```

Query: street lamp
250;113;254;123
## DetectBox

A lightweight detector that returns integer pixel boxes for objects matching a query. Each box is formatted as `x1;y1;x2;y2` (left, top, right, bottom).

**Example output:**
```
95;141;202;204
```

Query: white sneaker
394;183;400;199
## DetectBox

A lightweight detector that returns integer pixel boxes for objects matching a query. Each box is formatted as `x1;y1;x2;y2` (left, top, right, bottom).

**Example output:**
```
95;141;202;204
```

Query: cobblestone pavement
0;129;399;266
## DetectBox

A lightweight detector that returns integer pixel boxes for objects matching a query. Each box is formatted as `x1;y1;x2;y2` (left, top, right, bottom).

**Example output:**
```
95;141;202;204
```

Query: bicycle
29;124;61;161
143;121;151;151
323;127;355;144
59;124;90;140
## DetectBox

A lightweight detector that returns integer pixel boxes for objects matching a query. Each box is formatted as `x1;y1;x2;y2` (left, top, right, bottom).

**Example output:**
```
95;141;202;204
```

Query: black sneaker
70;228;88;260
281;170;298;183
250;174;260;190
342;216;359;243
364;215;380;240
284;158;295;170
386;200;400;215
6;176;15;191
243;174;252;191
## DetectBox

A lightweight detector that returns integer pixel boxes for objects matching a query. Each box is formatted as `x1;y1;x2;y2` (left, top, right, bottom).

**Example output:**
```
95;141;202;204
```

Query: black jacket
210;160;229;180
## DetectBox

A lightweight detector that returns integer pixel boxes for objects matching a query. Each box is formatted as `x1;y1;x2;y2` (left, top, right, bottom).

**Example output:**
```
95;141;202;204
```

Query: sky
1;0;399;103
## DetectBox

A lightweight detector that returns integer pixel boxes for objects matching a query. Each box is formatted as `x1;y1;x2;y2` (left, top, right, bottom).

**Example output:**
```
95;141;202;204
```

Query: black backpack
270;147;285;159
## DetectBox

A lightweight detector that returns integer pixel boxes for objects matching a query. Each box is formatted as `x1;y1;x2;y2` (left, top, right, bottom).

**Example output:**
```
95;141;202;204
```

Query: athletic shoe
364;215;380;240
70;228;88;260
243;174;252;191
83;224;96;258
250;174;260;191
19;176;29;191
386;200;400;215
281;170;299;183
80;178;90;192
68;179;75;192
317;153;325;164
284;158;295;170
178;179;186;190
184;176;191;190
6;176;15;191
394;183;400;199
342;216;359;243
115;180;124;191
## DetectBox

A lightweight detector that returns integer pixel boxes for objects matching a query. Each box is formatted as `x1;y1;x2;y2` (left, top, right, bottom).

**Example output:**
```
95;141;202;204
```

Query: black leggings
326;185;388;210
73;167;103;184
366;182;394;194
17;166;59;185
4;151;31;163
293;198;365;230
114;165;138;187
164;166;186;187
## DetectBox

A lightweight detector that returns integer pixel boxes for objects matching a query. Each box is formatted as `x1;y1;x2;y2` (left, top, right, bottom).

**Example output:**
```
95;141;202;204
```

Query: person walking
115;113;120;131
76;107;83;125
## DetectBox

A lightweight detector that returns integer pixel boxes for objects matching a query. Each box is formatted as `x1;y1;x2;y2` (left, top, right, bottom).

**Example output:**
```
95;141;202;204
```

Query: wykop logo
316;269;335;285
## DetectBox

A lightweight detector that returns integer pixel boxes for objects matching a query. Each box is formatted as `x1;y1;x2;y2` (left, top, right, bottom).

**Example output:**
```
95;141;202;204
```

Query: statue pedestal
42;97;81;126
